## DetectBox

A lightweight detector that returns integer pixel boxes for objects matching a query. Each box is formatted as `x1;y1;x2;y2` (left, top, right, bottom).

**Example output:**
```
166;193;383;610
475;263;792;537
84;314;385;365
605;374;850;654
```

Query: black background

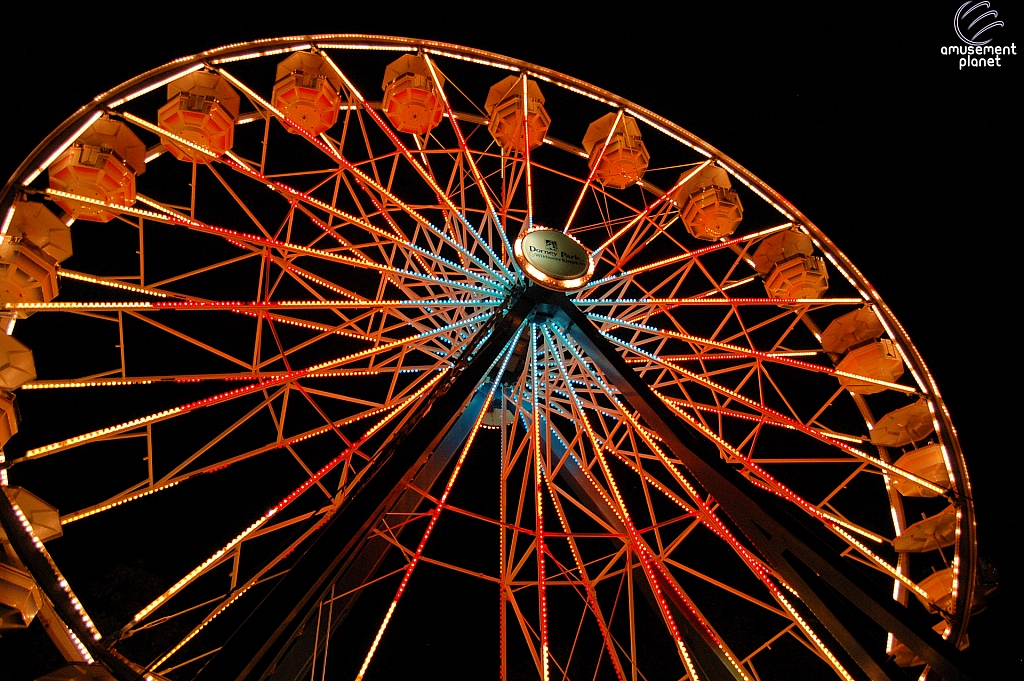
1;1;1018;677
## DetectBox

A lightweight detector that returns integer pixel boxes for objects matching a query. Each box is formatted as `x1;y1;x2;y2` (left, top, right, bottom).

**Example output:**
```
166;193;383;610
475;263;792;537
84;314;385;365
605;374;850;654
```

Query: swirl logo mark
956;2;1005;46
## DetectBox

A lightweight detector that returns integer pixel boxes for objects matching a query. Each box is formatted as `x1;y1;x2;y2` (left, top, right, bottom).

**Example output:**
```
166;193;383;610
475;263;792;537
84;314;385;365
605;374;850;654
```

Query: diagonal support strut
550;290;974;681
194;290;536;681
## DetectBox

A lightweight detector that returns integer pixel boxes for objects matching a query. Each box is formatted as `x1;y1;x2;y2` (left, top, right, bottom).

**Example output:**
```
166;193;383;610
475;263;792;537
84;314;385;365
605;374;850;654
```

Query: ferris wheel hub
513;227;595;291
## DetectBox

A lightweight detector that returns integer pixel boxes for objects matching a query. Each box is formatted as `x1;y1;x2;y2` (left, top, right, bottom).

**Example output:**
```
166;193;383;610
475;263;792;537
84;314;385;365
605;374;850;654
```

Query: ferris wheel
0;36;979;681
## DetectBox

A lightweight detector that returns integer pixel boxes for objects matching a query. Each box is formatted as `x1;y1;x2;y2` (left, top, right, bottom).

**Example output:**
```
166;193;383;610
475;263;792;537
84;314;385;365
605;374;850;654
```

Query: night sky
1;1;1018;678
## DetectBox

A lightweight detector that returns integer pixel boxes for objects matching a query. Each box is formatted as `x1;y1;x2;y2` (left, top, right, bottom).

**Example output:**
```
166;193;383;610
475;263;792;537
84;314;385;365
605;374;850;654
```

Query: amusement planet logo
942;1;1016;69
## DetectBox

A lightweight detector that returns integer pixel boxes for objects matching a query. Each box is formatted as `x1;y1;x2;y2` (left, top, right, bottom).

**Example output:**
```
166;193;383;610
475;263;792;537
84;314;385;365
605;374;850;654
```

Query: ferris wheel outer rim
0;33;976;670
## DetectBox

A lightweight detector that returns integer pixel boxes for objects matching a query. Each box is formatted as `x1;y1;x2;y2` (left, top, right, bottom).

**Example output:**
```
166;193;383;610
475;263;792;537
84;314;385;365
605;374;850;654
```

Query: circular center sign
514;228;595;290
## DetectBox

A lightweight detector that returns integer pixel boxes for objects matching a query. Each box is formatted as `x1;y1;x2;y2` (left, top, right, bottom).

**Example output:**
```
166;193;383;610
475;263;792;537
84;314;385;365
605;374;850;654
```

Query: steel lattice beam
193;291;535;681
267;386;493;681
540;414;748;681
551;290;973;681
0;489;144;681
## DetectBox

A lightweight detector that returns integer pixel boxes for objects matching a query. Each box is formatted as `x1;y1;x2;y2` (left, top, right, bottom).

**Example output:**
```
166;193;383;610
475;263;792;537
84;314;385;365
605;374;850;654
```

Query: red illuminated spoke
581;223;794;294
354;382;508;680
350;327;528;679
563;109;624;234
538;463;628;681
8;299;499;313
557;328;930;580
51;350;455;528
126;369;450;648
13;313;484;462
542;329;715;677
148;506;336;673
23;367;440;390
582;229;785;315
52;185;503;306
592;161;712;266
590;312;915;398
549;324;856;676
529;326;551;680
600;333;939;493
422;55;518;272
520;77;536;231
239;59;514;289
126;112;511;291
322;55;517;285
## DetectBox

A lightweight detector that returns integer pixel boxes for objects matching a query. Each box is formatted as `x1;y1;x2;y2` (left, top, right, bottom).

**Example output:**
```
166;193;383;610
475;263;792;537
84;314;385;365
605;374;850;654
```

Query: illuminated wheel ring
0;36;975;681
